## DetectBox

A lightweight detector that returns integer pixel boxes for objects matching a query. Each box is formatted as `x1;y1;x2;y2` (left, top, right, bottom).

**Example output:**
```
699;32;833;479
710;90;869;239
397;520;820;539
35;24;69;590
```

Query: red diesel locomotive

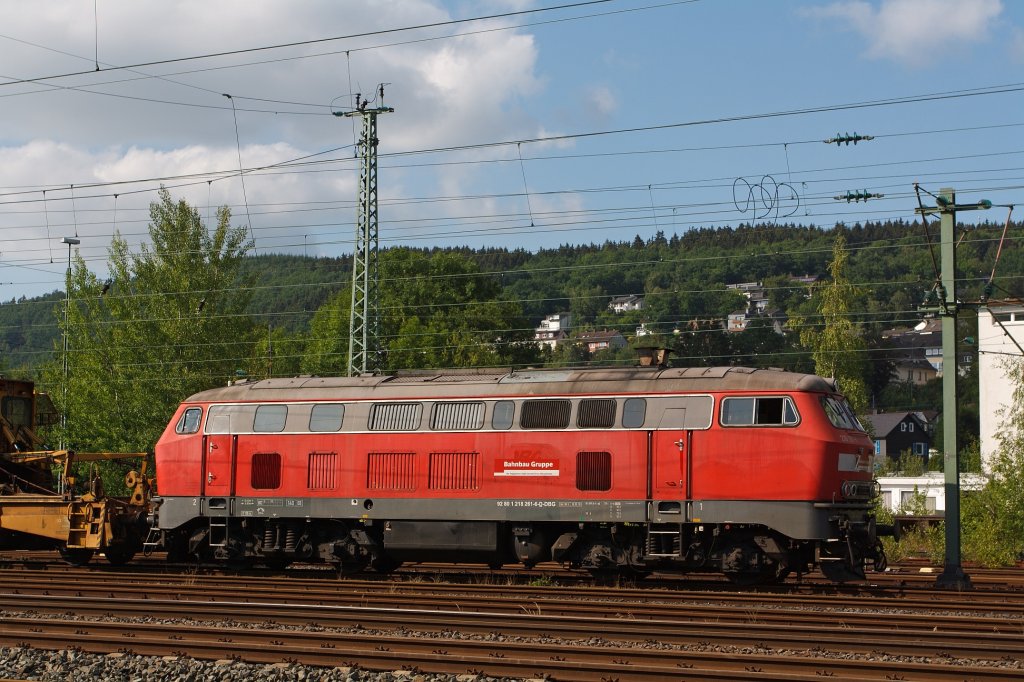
152;365;886;583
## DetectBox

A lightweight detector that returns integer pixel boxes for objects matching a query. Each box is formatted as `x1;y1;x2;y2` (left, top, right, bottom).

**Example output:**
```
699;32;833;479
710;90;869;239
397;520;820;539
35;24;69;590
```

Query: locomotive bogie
152;366;886;582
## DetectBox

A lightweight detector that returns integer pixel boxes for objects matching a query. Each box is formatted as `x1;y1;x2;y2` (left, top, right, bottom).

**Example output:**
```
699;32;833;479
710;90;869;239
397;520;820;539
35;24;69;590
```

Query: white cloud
585;85;617;118
0;1;553;296
803;0;1004;68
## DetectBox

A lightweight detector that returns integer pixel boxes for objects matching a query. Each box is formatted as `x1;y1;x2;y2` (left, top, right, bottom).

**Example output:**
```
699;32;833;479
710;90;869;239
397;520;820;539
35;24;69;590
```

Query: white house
978;303;1024;471
608;294;645;313
534;312;572;350
876;472;987;514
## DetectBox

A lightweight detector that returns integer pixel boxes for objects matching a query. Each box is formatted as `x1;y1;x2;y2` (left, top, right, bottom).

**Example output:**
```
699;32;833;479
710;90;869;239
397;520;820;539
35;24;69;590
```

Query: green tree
44;188;254;452
301;286;351;375
301;248;539;374
791;236;870;414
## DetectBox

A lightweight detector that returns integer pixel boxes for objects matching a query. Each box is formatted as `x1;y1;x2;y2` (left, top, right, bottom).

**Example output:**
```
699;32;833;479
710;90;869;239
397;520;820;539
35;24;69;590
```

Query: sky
1;0;1023;301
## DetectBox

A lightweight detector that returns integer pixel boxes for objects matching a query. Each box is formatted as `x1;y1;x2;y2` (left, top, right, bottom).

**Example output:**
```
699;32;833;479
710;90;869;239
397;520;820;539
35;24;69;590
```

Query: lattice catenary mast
335;86;393;376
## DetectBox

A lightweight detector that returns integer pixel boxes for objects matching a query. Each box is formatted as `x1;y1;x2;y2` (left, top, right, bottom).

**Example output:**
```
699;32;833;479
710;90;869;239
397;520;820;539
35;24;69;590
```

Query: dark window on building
175;407;203;434
369;403;422;431
576;451;611;491
253;404;288;432
492;401;515;430
309;404;344;432
431;402;485;430
721;396;799;426
520;399;571;429
577;399;616;429
307;451;337;490
251;452;281;489
622;398;646;428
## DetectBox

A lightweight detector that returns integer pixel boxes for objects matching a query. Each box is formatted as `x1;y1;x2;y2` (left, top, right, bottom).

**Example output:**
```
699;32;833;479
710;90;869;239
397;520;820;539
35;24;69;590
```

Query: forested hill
2;218;1020;374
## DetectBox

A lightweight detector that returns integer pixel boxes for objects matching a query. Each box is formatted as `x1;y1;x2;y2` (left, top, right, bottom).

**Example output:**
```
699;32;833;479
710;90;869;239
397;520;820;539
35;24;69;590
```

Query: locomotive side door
652;407;690;507
202;413;235;498
648;395;713;517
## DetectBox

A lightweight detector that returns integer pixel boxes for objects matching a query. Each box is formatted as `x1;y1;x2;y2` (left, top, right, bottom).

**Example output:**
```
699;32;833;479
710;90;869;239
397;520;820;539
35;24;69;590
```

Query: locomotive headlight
841;480;874;500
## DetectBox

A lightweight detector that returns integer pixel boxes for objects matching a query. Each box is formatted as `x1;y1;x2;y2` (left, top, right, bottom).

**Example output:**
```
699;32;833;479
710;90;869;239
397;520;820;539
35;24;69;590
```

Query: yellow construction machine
0;377;151;565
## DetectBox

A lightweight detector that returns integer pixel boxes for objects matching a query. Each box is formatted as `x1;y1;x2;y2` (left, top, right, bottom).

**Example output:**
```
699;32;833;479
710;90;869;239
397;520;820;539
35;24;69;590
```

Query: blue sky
1;0;1022;300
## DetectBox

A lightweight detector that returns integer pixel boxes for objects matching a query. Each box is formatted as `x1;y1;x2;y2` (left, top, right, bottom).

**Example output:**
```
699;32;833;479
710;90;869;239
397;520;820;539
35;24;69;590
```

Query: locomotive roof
184;366;837;403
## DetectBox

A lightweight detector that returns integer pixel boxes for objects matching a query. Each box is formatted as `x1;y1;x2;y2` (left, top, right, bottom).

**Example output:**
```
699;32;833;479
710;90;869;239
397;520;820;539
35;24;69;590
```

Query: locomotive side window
175;407;203;434
309;404;344;432
492;401;515;430
576;451;612;491
520;399;571;429
205;405;248;434
577;399;616;429
251;452;281;489
253;404;288;432
431;402;485;430
721;396;799;426
622;398;647;428
369;403;422;431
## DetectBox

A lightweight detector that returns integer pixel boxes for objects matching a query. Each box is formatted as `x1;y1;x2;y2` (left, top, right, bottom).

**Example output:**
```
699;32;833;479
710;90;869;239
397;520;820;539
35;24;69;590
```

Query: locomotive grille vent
431;402;485;430
576;451;611;491
369;403;423;431
251;452;282;490
521;399;571;429
307;451;337;490
577;399;616;428
367;452;416;490
428;451;479;490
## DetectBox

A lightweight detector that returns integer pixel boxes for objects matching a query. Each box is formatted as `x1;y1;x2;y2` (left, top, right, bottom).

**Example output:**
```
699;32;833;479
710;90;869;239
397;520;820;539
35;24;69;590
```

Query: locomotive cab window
720;396;799;426
175;407;203;434
820;395;864;431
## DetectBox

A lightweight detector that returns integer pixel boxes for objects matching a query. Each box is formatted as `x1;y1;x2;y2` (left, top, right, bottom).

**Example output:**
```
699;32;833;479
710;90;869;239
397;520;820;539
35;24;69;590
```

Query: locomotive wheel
103;546;136;566
59;547;95;567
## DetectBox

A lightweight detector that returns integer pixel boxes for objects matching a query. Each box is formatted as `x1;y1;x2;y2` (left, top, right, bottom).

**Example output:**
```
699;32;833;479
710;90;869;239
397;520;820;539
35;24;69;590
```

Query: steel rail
0;616;1019;682
2;592;1021;661
2;569;1022;620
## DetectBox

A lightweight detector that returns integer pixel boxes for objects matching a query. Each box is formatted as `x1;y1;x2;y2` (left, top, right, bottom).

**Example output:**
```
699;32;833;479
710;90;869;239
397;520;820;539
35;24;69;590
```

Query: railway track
0;560;1021;680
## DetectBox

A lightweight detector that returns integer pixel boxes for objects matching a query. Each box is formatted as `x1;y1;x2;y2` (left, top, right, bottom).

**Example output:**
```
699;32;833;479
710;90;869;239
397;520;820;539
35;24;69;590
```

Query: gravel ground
0;647;532;682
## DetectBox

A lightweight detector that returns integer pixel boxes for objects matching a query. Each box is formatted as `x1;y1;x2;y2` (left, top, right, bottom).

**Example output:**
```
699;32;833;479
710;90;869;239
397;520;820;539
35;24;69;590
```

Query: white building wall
978;306;1024;472
876;472;987;514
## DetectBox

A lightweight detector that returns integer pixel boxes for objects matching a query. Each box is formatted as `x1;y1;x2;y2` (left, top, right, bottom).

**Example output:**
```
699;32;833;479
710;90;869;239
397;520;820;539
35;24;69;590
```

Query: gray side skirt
158;496;865;542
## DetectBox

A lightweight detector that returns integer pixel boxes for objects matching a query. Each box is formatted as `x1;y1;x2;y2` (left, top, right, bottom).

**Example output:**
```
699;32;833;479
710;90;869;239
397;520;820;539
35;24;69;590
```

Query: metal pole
936;190;969;589
916;187;989;590
60;236;80;450
338;96;392;376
